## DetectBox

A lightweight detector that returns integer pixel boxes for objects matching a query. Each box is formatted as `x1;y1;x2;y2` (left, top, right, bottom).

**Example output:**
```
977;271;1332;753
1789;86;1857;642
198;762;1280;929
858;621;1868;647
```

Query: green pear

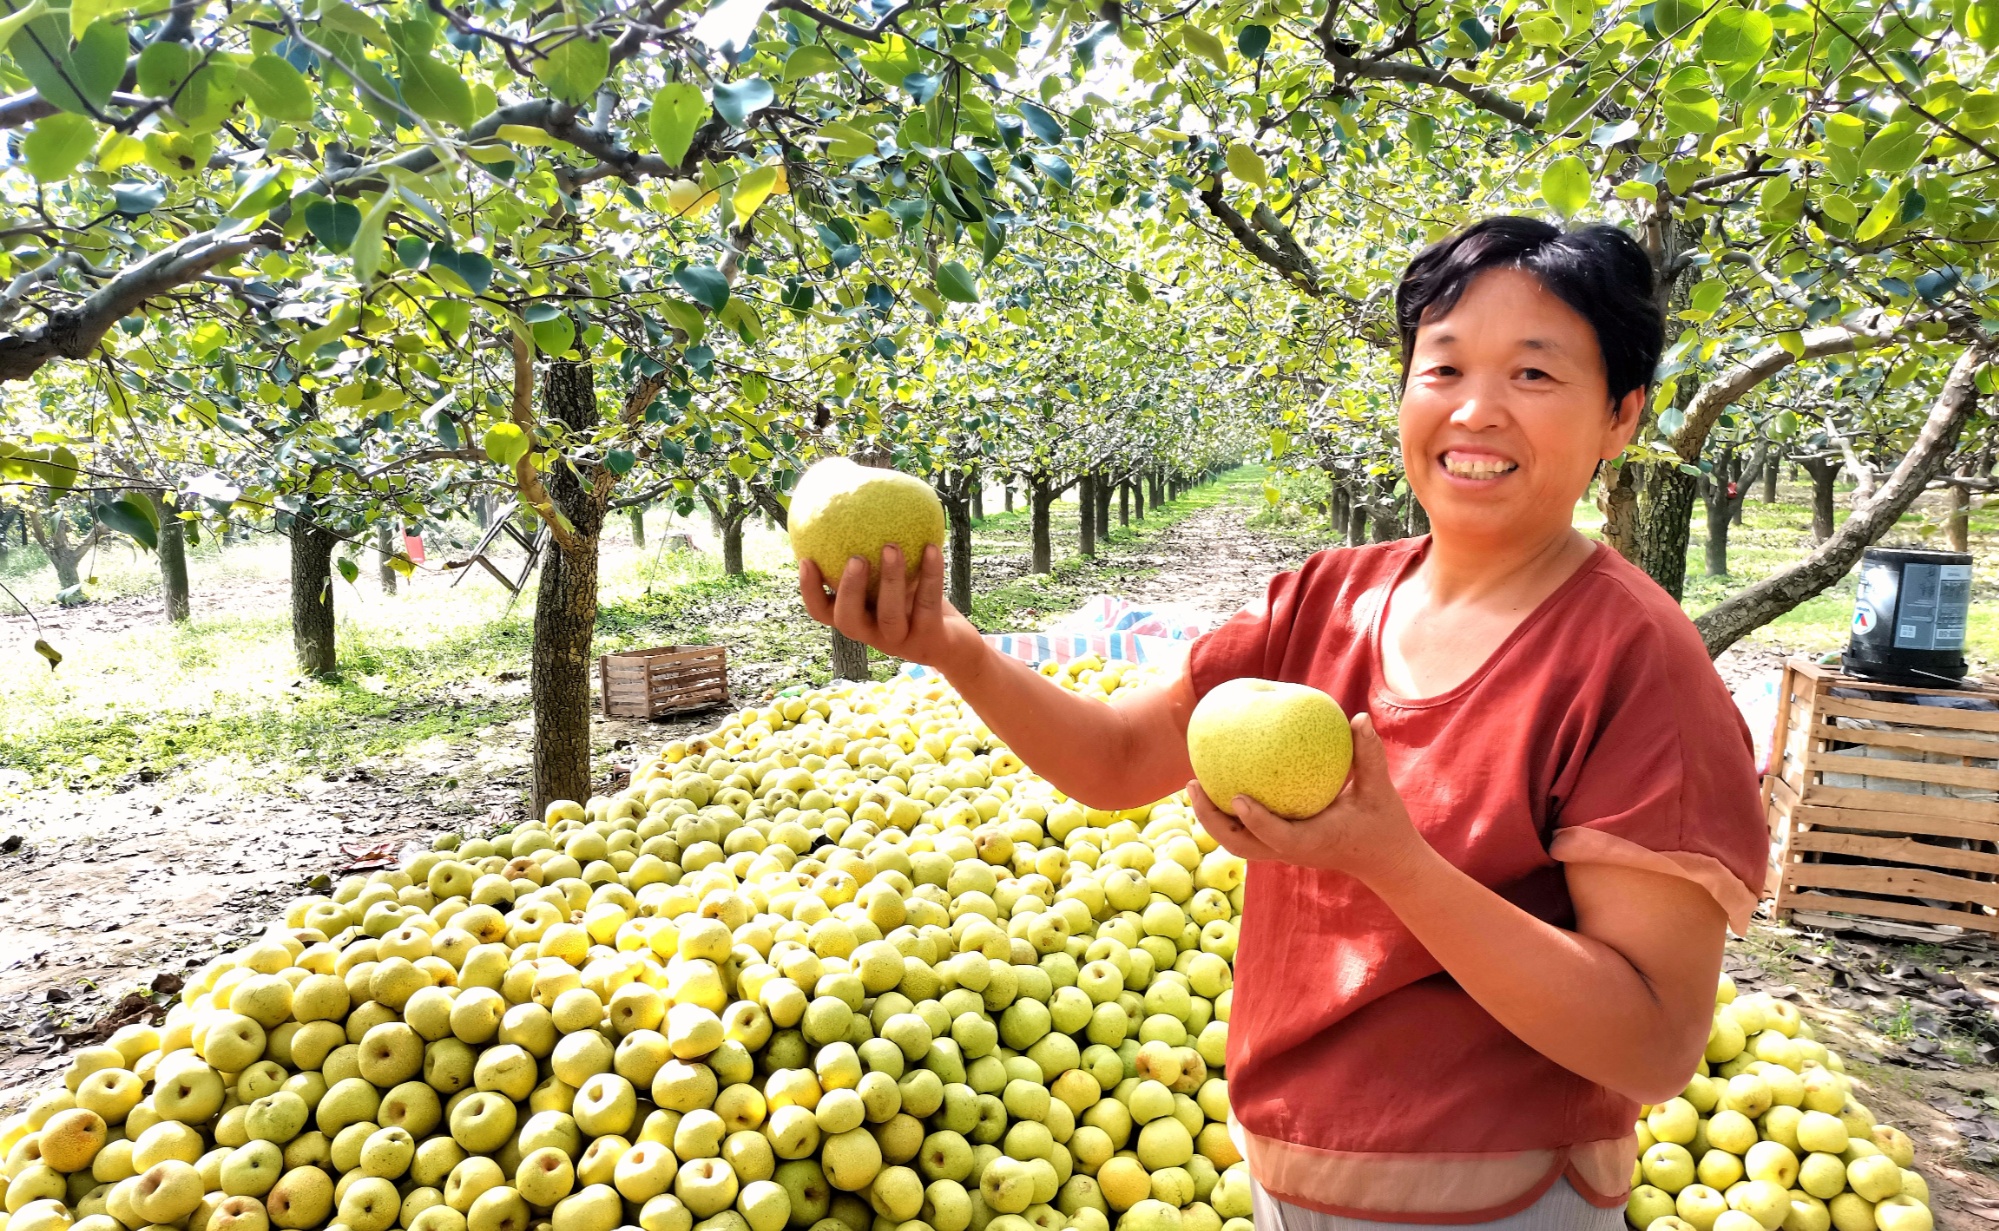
1186;678;1352;819
787;458;945;601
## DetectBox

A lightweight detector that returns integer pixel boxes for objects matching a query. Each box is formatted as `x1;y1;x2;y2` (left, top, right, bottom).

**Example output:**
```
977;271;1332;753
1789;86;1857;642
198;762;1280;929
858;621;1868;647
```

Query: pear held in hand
1187;678;1353;819
788;457;946;600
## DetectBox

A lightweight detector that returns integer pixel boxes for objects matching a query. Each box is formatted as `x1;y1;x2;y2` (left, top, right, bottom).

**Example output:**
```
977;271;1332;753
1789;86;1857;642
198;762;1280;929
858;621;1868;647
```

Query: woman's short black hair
1394;216;1664;406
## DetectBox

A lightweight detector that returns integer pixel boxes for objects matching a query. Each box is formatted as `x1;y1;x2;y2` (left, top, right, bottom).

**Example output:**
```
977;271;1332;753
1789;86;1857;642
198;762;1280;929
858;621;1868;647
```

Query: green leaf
1180;24;1229;66
335;556;360;584
136;39;195;97
304;200;362;252
1651;0;1701;37
1964;0;1999;50
1540;155;1591;216
537;36;607;106
935;261;979;303
650;82;706;164
1663;94;1719;133
21;112;95;180
94;493;159;550
1125;271;1150;303
1553;0;1594;32
349;190;395;283
483;422;530;466
0;0;48;55
711;77;774;127
783;44;840;79
1859;121;1926;175
34;638;61;670
394;39;475;128
531;314;575;356
1855;184;1903;242
1016;101;1064;143
1697;7;1772;64
1236;24;1270;57
732;164;779;224
675;265;730;312
15;15;124;114
240;53;314;121
1225;141;1267;187
605;449;636;475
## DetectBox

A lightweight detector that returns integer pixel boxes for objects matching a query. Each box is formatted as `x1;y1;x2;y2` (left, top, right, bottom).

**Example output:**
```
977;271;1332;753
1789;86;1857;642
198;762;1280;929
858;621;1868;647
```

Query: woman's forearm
936;620;1195;810
1363;842;1724;1104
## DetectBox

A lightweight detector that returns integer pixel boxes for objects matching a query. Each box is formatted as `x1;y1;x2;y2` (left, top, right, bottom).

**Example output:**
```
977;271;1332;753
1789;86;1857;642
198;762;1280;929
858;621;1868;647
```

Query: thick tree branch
1198;178;1324;297
1695;337;1994;656
1668;325;1877;460
507;329;579;554
1322;44;1534;130
771;0;913;40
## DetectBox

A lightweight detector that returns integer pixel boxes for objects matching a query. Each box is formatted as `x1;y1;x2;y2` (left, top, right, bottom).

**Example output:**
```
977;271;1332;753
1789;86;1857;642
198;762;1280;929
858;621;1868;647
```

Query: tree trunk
1799;458;1839;543
1636;464;1700;600
1132;478;1145;521
630;506;646;547
970;473;984;523
1702;477;1733;577
1346;498;1368;546
1947;476;1970;553
943;481;975;615
27;506;94;601
830;631;870;680
1409;496;1430;537
1078;473;1096;559
1330;480;1349;532
531;359;607;817
1031;479;1054;573
1118;480;1130;527
722;517;744;575
150;495;192;622
1762;453;1779;503
1004;484;1015;514
290;520;337;676
374;520;398;595
1093;473;1112;542
1597;462;1642;563
1150;469;1165;507
1698;342;1992;655
1370;492;1402;542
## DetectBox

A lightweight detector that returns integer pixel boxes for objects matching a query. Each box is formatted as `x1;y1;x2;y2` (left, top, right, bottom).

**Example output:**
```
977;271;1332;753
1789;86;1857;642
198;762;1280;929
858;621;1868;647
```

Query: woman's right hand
798;543;972;671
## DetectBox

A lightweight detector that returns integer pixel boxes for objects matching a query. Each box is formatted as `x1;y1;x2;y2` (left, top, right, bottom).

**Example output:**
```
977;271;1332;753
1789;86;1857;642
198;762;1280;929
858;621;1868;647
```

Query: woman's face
1399;267;1643;548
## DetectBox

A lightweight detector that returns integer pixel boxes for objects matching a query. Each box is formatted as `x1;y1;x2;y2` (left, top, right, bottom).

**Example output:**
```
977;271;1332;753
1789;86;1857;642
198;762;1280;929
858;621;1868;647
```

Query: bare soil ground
3;499;1997;1225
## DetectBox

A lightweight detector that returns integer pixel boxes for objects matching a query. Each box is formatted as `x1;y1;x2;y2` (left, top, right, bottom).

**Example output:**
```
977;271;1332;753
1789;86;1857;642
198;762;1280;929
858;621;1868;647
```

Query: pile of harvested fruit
0;657;1937;1231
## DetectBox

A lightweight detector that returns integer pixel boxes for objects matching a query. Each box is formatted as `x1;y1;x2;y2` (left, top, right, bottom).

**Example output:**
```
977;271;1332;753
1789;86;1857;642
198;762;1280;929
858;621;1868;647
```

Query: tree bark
1702;476;1733;577
722;518;744;575
26;505;95;601
943;475;974;616
1947;477;1970;553
1133;478;1145;520
374;520;398;594
830;631;870;680
290;519;337;676
1346;497;1368;546
1409;496;1430;537
157;500;191;621
970;471;984;523
1004;484;1014;514
1762;452;1780;503
1636;464;1699;601
1370;491;1402;542
1329;479;1349;532
1078;473;1096;559
1696;341;1993;656
1799;457;1839;543
531;359;607;817
1031;478;1055;573
1597;462;1642;563
630;506;646;547
1094;473;1112;542
1149;469;1165;508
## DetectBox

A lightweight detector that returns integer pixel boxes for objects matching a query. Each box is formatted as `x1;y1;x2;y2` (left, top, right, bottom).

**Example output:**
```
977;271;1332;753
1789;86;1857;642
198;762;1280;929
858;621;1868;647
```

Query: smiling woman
799;217;1771;1230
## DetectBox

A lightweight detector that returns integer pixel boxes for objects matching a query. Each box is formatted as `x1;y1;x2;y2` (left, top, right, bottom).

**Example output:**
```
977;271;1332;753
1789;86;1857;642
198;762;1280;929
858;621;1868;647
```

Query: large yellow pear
1186;678;1352;819
788;458;945;599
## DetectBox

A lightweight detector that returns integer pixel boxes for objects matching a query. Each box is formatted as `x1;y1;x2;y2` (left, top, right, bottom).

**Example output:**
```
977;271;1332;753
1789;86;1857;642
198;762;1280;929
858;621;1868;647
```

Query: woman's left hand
1188;713;1429;887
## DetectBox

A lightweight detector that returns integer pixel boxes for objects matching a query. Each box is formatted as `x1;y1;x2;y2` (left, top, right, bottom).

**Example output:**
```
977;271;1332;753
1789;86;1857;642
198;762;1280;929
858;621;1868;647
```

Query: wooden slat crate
1765;657;1999;936
599;645;729;719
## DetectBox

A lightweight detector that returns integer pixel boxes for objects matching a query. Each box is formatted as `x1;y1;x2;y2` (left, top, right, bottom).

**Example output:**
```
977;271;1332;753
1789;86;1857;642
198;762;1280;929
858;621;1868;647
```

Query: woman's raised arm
800;542;1197;809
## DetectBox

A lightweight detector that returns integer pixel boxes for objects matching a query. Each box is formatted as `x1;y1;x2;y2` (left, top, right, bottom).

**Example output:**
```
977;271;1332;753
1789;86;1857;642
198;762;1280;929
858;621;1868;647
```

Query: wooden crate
599;645;728;719
1765;657;1999;936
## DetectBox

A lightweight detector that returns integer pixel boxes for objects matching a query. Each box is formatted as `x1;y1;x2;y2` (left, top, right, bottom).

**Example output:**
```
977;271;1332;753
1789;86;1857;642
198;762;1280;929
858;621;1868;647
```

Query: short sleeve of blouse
1546;599;1769;935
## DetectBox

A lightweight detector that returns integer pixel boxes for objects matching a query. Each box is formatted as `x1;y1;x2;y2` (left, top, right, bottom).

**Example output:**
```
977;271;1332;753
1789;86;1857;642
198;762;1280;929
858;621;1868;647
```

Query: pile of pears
0;662;1250;1231
1628;979;1933;1231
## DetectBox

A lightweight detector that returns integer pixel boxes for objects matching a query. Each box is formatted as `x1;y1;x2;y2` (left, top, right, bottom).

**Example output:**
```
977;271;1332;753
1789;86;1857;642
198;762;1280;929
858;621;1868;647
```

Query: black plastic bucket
1843;546;1973;686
